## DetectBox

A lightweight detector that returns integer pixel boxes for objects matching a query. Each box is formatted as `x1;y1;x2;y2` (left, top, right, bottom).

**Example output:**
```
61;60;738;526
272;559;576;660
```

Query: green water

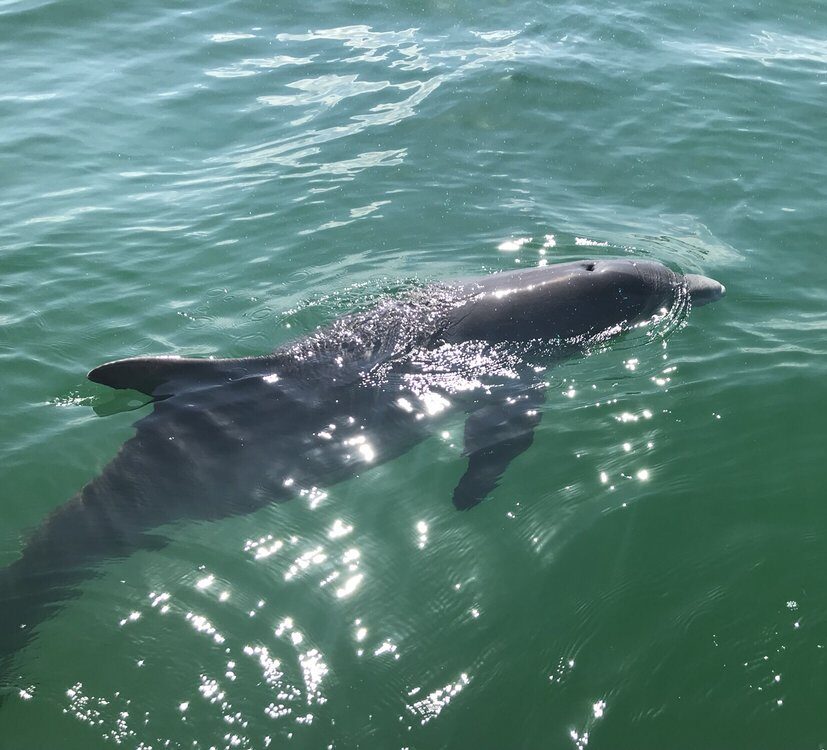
2;0;826;746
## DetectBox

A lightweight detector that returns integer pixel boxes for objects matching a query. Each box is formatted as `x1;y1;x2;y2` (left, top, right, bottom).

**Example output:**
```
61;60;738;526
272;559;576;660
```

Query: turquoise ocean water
1;0;826;747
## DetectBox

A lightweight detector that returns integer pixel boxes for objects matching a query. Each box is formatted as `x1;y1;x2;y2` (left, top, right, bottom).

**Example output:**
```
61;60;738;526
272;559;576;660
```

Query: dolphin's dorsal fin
88;356;248;397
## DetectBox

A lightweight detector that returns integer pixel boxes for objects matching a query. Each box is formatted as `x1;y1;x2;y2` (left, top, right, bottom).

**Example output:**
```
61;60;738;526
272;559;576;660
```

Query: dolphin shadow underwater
0;258;725;693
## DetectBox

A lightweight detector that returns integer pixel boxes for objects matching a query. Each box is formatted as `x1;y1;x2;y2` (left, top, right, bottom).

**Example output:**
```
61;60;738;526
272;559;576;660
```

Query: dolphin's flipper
88;356;251;398
452;388;546;510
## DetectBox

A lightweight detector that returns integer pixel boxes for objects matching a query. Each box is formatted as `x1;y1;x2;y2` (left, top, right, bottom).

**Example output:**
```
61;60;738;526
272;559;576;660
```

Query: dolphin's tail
0;553;87;701
0;478;172;703
0;561;32;700
0;493;119;701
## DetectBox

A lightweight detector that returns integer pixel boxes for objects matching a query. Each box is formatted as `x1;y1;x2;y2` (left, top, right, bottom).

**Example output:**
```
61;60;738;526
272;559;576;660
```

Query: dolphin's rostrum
0;258;724;690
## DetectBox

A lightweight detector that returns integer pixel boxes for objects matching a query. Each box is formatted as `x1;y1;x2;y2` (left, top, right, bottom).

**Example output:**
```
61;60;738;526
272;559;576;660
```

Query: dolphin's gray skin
0;258;724;690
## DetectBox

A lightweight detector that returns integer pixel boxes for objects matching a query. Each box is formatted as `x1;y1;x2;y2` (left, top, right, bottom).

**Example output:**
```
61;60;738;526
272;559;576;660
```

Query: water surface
2;0;826;747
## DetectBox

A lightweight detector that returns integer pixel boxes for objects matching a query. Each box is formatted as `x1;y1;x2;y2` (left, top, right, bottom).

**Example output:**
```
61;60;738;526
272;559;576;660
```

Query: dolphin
0;258;724;690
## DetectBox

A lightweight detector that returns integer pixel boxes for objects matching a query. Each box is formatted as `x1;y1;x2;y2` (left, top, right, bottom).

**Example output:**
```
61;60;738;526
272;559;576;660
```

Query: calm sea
2;0;826;747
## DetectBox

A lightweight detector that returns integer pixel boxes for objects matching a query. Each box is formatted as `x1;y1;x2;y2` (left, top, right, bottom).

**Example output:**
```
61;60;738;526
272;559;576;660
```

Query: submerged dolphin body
0;258;724;687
